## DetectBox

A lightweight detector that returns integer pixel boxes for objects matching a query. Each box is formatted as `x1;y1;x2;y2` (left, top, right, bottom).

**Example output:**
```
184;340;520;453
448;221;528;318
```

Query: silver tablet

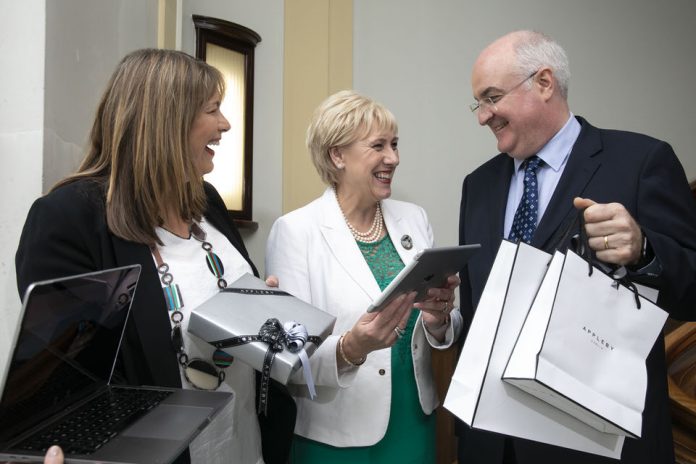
366;244;480;312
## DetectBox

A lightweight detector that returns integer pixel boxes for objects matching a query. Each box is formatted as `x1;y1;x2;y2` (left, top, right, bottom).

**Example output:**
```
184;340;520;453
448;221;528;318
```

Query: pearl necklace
334;188;384;243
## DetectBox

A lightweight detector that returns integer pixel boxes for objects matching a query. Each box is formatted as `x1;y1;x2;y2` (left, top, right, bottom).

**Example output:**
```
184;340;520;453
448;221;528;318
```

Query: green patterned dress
290;234;436;464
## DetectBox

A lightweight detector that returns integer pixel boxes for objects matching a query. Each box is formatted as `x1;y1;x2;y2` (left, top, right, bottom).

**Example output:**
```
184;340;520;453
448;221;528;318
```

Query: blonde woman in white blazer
265;90;462;464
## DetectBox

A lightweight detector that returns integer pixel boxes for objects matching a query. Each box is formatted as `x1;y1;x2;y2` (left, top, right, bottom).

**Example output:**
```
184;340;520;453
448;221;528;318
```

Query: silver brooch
400;235;413;250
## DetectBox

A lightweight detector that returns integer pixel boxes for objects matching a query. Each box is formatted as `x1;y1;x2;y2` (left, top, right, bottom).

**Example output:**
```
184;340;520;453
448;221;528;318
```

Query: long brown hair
54;48;225;246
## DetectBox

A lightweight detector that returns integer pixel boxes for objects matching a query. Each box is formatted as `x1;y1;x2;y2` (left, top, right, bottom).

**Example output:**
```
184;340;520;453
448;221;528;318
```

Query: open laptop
0;265;233;464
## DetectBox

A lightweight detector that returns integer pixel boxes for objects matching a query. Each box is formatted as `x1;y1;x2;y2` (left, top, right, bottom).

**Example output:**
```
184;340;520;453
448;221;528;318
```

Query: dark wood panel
666;323;696;463
432;345;458;464
667;179;696;464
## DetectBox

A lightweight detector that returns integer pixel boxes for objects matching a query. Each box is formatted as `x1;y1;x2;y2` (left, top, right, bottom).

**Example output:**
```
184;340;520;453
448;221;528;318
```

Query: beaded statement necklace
152;222;232;391
334;188;384;243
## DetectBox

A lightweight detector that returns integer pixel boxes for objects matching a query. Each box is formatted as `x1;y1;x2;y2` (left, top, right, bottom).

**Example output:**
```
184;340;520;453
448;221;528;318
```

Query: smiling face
332;128;399;204
189;92;230;176
471;37;562;160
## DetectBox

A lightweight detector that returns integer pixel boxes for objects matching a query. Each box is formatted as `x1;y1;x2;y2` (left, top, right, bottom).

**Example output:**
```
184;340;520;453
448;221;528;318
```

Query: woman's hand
4;445;65;464
338;292;416;367
4;446;64;464
415;274;460;340
43;446;64;464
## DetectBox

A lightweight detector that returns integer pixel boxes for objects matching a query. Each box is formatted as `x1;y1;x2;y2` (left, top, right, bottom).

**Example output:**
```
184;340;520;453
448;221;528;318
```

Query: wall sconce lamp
193;15;261;230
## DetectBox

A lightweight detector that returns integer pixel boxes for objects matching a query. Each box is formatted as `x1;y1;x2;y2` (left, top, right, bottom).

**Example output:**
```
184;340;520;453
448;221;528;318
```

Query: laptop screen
0;265;140;444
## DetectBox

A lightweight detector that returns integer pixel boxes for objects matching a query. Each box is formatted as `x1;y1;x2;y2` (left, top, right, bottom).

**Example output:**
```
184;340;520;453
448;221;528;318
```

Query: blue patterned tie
508;155;543;244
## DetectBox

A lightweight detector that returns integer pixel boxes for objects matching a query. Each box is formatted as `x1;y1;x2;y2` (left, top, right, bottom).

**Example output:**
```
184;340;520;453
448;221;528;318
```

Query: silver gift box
188;273;336;384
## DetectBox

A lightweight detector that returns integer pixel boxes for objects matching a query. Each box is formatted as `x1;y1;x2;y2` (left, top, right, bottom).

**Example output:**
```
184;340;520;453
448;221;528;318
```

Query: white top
155;218;263;464
265;188;463;446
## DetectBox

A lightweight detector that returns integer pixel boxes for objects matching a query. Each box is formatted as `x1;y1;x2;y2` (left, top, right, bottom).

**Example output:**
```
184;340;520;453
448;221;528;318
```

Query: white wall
44;0;159;189
354;0;696;248
0;0;158;372
0;0;46;367
180;0;285;277
0;1;281;373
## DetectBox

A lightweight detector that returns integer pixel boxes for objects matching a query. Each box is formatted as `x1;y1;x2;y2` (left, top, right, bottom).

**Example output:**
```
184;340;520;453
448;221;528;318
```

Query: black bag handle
553;209;641;309
550;210;591;265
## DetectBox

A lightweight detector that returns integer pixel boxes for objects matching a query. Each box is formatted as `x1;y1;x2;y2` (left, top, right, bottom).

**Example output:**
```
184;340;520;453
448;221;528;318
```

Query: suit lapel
318;189;382;300
533;117;603;251
111;236;182;386
382;201;419;269
491;158;514;241
204;183;259;277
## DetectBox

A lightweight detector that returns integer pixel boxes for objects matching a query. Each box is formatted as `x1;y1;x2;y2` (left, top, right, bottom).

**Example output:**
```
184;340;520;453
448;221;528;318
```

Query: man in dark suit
457;30;696;464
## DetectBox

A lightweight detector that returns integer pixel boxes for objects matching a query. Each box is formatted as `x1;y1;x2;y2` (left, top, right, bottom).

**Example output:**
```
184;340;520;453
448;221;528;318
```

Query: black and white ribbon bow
210;318;322;415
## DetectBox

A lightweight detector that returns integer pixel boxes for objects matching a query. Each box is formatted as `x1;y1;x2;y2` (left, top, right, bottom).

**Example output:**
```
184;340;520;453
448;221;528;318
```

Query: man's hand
574;197;643;266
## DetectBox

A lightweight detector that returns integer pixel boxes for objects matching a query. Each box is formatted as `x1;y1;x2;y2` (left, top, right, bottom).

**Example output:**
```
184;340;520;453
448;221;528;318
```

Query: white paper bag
503;250;668;438
444;241;625;459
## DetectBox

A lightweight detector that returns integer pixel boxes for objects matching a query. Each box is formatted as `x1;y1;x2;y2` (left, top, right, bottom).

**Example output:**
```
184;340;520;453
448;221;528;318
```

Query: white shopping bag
444;241;625;459
503;249;668;438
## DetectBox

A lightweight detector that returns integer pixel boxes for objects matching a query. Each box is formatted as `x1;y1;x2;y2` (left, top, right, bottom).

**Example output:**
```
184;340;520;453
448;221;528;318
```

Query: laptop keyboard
18;387;173;455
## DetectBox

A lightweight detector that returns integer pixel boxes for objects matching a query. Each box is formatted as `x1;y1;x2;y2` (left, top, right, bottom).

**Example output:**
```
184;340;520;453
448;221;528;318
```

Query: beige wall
158;0;178;49
283;0;353;213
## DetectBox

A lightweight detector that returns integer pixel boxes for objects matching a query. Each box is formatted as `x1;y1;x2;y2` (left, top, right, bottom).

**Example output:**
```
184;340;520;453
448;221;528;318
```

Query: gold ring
442;301;448;312
394;327;404;338
604;235;609;250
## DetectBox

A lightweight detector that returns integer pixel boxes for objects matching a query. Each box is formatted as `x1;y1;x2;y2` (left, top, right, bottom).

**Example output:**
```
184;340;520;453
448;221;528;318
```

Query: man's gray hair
513;31;570;99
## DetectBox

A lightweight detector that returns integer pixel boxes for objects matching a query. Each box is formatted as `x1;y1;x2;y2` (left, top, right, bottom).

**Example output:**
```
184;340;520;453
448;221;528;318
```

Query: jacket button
414;343;418;350
379;369;386;375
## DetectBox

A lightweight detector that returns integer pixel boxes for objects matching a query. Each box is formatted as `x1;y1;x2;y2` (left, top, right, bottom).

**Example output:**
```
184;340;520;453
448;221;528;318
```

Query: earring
336;163;344;169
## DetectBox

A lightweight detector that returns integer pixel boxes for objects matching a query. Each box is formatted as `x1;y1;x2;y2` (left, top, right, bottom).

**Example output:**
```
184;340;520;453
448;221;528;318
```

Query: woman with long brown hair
16;49;293;464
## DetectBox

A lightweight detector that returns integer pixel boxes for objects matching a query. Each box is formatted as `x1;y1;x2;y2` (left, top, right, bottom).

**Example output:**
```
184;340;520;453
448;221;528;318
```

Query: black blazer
458;117;696;464
15;179;295;464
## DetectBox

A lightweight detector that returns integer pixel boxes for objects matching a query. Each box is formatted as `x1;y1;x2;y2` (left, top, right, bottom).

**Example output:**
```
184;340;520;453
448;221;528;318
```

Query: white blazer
265;188;462;447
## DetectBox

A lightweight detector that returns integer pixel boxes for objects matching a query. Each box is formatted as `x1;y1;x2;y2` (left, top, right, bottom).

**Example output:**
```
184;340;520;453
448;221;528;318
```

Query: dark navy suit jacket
458;116;696;464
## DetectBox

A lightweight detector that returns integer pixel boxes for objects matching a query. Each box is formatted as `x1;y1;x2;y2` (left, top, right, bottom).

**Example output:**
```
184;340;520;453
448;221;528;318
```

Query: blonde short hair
306;90;398;186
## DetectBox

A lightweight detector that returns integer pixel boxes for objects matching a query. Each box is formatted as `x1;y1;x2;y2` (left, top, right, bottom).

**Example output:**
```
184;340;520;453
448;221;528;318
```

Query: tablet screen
367;244;480;312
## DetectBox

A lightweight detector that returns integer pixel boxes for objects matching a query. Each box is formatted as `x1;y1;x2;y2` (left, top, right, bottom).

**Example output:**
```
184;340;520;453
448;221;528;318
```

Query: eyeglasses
469;70;539;113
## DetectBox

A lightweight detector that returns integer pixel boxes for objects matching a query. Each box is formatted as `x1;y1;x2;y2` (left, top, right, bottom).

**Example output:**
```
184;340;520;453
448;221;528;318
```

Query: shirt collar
513;113;581;173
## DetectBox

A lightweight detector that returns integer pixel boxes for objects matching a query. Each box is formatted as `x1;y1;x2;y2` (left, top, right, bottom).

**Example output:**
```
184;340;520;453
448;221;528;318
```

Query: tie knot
524;155;543;174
